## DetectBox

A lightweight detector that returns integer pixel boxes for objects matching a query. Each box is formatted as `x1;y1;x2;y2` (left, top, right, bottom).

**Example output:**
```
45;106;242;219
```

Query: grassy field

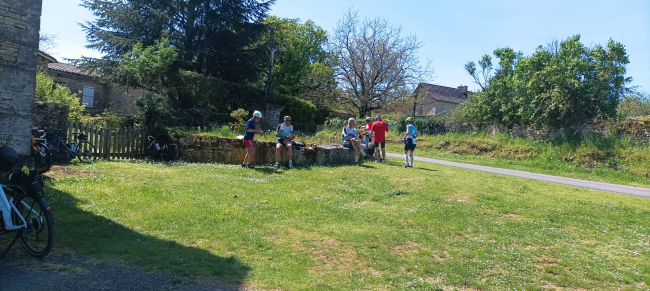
380;131;650;188
15;160;650;290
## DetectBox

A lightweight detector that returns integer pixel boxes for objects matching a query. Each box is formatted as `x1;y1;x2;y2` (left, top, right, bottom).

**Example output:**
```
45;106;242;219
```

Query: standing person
402;117;419;167
341;118;362;166
358;117;374;158
275;116;296;170
242;111;263;169
371;115;389;163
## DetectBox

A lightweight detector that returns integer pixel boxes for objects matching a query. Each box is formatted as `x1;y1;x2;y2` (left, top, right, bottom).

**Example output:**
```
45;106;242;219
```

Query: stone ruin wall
0;0;42;155
174;134;356;166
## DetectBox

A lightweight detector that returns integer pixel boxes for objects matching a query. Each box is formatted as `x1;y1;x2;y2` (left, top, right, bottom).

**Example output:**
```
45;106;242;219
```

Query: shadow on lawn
7;186;252;288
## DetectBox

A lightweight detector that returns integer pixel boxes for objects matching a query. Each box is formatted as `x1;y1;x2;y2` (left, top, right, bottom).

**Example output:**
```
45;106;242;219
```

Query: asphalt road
386;153;650;199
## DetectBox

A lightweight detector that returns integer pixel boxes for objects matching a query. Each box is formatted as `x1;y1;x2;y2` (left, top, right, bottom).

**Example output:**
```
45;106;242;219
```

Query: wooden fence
67;121;147;159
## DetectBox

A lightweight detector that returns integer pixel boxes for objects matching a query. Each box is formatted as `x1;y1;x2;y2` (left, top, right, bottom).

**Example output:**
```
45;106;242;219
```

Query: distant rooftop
415;83;468;104
47;62;97;78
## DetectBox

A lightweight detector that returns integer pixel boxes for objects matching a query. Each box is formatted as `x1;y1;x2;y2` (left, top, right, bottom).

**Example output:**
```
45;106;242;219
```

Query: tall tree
463;35;630;127
330;10;432;118
262;16;336;107
79;0;273;86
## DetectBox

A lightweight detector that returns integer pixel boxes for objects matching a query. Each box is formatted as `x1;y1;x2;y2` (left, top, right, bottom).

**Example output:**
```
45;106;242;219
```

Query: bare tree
39;31;58;55
330;10;432;117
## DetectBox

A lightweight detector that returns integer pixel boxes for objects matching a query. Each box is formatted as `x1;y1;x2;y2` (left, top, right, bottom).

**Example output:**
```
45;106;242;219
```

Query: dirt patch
535;254;559;268
43;166;99;180
499;213;524;221
393;241;424;254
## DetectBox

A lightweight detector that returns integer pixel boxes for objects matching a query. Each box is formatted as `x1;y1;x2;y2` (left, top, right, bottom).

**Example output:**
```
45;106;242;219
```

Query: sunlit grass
39;160;650;290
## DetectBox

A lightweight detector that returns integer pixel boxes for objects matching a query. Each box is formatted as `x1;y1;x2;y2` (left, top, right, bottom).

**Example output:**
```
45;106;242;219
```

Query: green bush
324;117;347;131
275;93;317;124
35;71;86;120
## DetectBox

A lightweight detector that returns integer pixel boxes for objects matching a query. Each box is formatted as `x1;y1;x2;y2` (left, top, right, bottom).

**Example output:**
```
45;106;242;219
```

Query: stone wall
49;72;107;116
0;0;42;155
32;101;69;133
174;134;356;166
480;122;650;143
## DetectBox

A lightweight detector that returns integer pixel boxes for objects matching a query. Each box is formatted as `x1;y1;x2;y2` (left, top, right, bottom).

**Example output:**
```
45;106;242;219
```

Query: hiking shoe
382;159;386;163
404;163;410;168
374;159;379;163
355;162;360;166
274;164;279;170
289;161;293;169
246;164;255;169
241;163;246;168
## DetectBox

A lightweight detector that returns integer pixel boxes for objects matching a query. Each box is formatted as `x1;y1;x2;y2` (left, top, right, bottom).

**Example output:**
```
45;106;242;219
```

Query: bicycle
31;127;52;173
0;145;55;258
47;129;97;163
146;136;179;161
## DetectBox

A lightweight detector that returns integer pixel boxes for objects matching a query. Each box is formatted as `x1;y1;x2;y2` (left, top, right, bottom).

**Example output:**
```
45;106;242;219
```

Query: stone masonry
32;101;69;134
0;0;42;155
175;134;356;166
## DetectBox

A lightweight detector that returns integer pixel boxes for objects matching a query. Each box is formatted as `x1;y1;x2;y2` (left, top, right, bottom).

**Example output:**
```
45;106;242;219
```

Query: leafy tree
79;0;274;110
330;10;433;118
464;35;630;127
262;16;336;107
618;91;650;118
35;71;86;120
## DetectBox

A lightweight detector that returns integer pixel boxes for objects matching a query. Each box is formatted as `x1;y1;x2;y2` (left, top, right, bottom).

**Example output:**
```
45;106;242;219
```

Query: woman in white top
341;118;362;165
275;116;296;170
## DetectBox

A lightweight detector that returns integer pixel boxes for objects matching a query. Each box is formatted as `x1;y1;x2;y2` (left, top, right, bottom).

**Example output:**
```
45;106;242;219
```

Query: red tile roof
47;63;97;78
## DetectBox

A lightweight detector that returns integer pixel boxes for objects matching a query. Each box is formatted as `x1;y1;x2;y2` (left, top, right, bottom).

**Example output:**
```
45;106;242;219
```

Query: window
82;86;94;107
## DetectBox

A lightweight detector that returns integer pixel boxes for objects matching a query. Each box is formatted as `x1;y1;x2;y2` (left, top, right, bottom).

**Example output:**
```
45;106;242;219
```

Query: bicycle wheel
33;143;52;173
163;144;179;161
75;141;97;162
14;195;54;257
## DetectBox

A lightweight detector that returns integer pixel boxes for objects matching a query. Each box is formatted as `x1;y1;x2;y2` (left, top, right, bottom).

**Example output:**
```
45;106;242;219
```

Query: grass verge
8;160;649;290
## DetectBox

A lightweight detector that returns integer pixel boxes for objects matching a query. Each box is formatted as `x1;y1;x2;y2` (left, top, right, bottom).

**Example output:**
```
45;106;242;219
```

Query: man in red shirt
371;115;389;163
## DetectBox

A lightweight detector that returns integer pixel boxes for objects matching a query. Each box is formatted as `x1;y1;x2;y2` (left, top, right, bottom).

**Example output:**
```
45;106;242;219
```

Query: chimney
457;85;468;94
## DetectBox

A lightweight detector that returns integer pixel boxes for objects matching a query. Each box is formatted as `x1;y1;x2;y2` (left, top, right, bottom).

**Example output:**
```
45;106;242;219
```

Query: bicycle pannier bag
0;145;19;172
78;133;88;141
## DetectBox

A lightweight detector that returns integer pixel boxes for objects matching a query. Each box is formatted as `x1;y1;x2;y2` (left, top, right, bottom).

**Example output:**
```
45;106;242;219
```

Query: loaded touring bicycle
0;145;54;258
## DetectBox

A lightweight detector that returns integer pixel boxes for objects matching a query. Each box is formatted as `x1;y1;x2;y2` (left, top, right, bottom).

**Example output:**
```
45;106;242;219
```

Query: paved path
386;153;650;199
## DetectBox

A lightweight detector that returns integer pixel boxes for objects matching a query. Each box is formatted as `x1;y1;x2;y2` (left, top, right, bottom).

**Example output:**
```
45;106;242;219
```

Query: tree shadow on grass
1;186;251;289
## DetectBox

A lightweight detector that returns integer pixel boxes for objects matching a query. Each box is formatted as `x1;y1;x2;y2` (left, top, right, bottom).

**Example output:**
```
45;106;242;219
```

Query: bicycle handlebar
148;136;155;141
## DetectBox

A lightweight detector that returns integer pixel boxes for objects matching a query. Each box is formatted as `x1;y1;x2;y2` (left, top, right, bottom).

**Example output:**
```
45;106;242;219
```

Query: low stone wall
32;101;69;132
481;122;650;143
174;134;356;166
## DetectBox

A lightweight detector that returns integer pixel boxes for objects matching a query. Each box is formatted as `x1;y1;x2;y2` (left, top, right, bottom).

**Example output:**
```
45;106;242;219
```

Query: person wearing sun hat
242;110;263;169
275;115;296;170
402;117;419;167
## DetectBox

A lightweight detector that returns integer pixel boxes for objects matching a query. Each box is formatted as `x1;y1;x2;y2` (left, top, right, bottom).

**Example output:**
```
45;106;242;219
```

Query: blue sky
42;0;649;92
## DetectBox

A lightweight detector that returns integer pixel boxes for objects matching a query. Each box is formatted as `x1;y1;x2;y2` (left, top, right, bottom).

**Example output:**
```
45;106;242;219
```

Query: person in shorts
371;115;389;163
402;117;419;167
242;110;263;169
275;116;296;170
341;118;362;165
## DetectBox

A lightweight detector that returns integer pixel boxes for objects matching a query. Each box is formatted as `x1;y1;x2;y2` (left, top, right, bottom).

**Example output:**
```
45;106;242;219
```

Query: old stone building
0;0;42;155
412;83;470;117
38;51;144;116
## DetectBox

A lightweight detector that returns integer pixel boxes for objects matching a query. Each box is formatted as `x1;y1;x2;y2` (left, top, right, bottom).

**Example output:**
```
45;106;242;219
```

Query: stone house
37;51;144;116
412;83;470;117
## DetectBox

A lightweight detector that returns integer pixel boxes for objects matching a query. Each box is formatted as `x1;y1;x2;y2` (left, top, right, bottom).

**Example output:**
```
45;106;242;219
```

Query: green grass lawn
33;160;650;290
383;132;650;188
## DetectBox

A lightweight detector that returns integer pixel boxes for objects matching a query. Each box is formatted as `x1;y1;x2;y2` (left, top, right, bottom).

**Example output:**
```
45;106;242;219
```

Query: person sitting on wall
341;118;362;166
275;115;296;170
242;110;263;169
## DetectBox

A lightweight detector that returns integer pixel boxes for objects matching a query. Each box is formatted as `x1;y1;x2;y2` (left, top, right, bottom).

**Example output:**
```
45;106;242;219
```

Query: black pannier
78;133;88;141
9;168;44;193
0;145;19;172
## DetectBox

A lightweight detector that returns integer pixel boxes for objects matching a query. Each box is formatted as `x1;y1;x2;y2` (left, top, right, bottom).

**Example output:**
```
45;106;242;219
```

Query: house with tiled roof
411;83;470;117
38;51;143;116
